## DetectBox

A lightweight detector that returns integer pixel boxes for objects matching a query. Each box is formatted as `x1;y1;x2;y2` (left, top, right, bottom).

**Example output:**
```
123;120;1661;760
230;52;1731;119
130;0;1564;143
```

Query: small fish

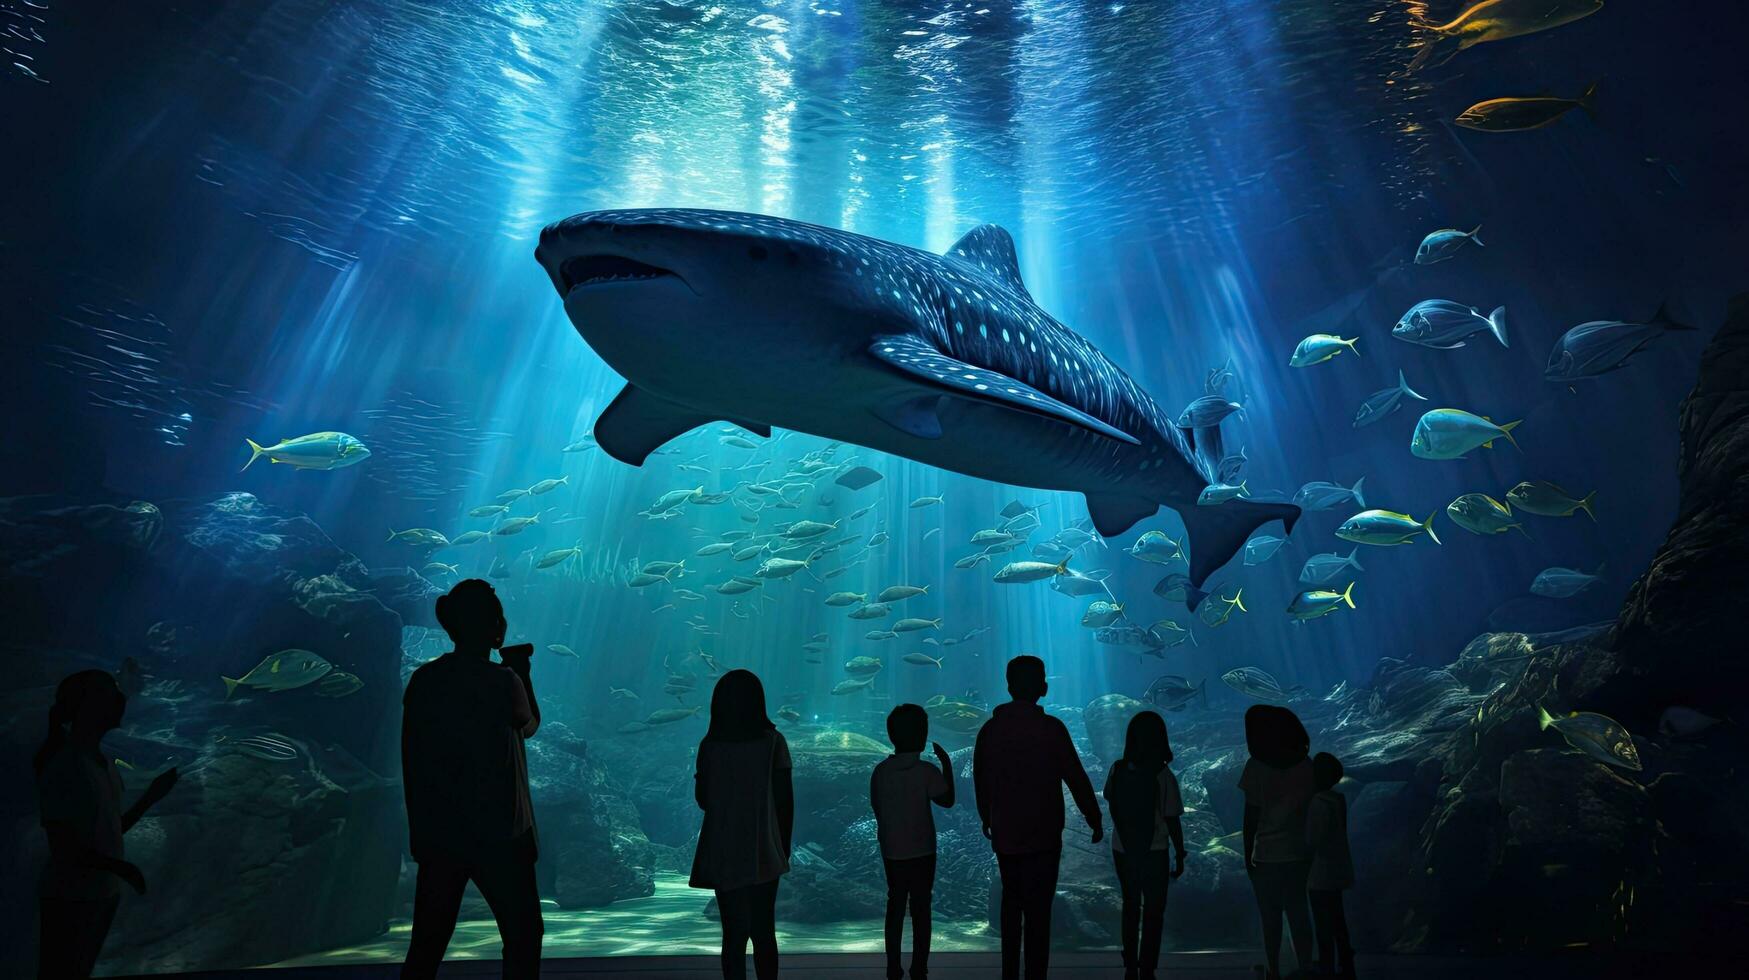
696;542;733;556
776;705;802;723
1353;371;1429;428
493;515;542;536
1411;409;1521;460
868;531;890;547
1146;619;1194;649
876;585;929;604
561;434;597;452
1298;549;1364;586
1151;572;1206;608
848;603;892;620
1538;704;1641;771
1144;675;1206;712
547;644;579;658
1415;225;1484;265
469;504;510;518
1336;509;1441;546
536;546;583;569
1197;481;1249;506
1530;565;1603;598
782;520;837;539
1221;666;1303;704
1289;334;1359;367
901;652;944;669
498;488;531;503
314;671;364;698
756;558;810;579
421;562;460;578
1456;83;1597;133
994;558;1070;584
864;630;897;641
954;553;992;570
1286;582;1356;621
909;495;945;509
892;617;941;633
1079;600;1125;629
1409;0;1602;71
825;591;867;606
241;432;370;472
610;687;639;701
641;560;685;576
450;530;489;546
1447;494;1527;537
1242;535;1286;565
1127;531;1183;565
999;499;1044;520
1544;303;1696;384
388;527;451;548
230;733;301;762
1217;445;1248;484
1197;588;1247;628
645;706;704;725
1506;481;1596;520
222;649;334;698
1204;356;1238;395
844;656;884;676
1177;395;1245;428
832;677;874;695
1393;300;1509;349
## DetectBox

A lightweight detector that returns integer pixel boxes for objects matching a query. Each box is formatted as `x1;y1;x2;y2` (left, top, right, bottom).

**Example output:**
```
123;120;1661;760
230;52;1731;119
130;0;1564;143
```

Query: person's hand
1245;859;1258;875
932;742;951;768
981;823;993;840
1172;851;1187;879
143;767;179;806
1090;823;1104;845
115;861;146;895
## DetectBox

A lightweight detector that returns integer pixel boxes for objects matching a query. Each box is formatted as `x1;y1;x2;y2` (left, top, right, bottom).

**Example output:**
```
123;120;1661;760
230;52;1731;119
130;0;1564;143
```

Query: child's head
1005;654;1047;702
1312;751;1344;791
887;703;929;753
1123;709;1173;770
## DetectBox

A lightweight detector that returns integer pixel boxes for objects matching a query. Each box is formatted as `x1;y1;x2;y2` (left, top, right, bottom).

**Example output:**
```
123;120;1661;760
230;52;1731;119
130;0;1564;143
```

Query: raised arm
502;646;540;739
931;741;956;808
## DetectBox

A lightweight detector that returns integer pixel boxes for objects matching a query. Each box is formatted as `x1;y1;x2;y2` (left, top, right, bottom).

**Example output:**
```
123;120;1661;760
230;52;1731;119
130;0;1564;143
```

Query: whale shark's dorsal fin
946;225;1029;298
596;383;769;466
871;335;1140;445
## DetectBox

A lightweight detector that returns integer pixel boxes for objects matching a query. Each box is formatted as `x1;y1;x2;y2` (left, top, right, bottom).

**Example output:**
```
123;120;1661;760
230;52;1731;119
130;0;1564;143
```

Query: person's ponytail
34;670;119;777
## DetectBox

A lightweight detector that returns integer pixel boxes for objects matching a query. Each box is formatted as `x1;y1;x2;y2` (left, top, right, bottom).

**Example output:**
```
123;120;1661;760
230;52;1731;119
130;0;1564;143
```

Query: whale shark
534;208;1298;593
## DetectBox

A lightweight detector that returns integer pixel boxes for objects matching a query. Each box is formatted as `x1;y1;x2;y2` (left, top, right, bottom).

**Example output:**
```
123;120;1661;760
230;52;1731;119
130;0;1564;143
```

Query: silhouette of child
1239;705;1315;980
1102;710;1185;980
870;703;956;980
1306;752;1355;978
401;579;543;980
35;669;178;980
691;669;792;980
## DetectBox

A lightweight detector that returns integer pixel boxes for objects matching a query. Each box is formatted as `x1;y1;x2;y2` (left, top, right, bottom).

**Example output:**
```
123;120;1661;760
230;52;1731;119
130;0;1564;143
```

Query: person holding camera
401;578;543;980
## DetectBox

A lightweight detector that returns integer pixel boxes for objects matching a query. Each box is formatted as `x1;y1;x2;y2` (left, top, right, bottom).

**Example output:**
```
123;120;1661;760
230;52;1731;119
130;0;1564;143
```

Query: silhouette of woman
691;669;793;980
1102;710;1186;980
34;670;177;979
1239;705;1315;980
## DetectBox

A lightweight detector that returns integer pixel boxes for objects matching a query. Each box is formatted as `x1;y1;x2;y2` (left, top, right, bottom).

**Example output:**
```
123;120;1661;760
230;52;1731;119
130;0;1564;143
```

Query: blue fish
1293;477;1366;511
1393;299;1509;349
1242;534;1286;565
1411;409;1521;460
1352;370;1428;428
535;209;1298;591
1289;334;1359;367
1216;445;1248;484
1414;225;1484;265
1530;565;1604;598
1298;548;1363;586
1177;395;1246;428
1544;303;1697;384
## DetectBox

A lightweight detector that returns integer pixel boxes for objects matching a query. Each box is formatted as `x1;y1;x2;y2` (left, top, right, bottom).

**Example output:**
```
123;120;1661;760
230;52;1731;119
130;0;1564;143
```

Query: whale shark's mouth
559;254;680;293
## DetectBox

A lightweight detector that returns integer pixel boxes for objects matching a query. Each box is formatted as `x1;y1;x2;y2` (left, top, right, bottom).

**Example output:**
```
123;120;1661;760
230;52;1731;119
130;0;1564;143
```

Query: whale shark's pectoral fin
1181;499;1302;602
1084;493;1160;537
870;336;1141;445
596;384;763;465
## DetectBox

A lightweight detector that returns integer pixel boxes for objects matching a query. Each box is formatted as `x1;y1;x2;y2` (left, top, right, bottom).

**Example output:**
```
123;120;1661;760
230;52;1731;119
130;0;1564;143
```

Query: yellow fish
1410;0;1603;71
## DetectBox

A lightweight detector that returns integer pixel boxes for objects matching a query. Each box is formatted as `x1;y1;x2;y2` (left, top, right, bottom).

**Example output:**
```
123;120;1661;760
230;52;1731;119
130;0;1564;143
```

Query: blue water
5;0;1746;969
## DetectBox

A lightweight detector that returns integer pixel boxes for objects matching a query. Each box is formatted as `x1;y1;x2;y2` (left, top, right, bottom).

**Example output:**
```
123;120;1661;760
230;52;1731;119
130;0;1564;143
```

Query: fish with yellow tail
1538;704;1642;771
1408;0;1603;72
1411;409;1522;460
242;432;370;472
1336;509;1441;546
993;557;1070;584
1286;582;1356;621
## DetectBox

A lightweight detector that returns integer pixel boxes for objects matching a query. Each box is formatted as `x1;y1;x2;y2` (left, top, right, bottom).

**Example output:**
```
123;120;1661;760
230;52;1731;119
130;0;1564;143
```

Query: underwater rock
367;566;444;627
1082;693;1148;768
524;730;656;909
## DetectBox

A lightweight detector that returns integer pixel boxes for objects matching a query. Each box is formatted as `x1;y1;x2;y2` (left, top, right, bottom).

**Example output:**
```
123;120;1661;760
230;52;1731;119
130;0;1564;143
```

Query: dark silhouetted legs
403;856;542;980
997;849;1060;980
1310;888;1354;976
883;854;936;979
1250;860;1313;978
37;895;119;980
1113;849;1169;977
717;879;779;980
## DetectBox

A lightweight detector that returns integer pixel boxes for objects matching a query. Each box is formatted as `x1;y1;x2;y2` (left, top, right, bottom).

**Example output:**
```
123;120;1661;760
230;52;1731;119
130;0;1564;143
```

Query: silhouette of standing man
973;655;1103;980
402;579;542;979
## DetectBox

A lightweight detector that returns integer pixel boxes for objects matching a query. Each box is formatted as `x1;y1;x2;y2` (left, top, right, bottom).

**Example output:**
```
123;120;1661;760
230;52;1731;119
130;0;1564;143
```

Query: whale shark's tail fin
1182;500;1301;604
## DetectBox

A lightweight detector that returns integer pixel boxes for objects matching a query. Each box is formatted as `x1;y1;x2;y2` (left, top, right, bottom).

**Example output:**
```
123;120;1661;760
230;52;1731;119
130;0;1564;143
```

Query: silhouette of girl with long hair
690;669;793;980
